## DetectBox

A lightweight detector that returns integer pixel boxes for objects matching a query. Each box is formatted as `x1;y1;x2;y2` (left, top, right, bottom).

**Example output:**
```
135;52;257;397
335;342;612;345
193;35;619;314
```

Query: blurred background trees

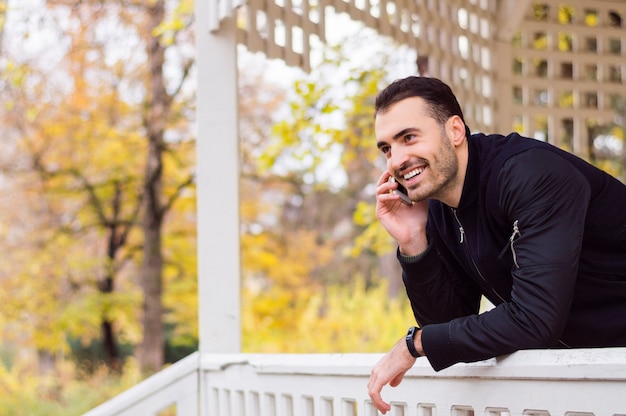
1;0;197;372
0;1;623;415
0;0;197;412
0;1;416;413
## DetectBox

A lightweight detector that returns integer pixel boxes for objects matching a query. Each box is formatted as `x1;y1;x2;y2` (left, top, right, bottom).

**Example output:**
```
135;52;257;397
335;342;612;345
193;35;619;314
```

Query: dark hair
375;76;466;128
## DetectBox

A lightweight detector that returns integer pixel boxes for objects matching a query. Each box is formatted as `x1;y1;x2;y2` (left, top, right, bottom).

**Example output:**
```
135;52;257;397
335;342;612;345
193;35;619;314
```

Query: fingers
367;372;407;414
367;337;418;413
367;372;391;414
376;172;403;208
376;173;395;197
376;170;393;186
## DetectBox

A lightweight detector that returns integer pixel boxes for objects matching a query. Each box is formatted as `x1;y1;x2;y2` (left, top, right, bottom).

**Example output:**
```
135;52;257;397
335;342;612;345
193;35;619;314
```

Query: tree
0;0;196;374
237;30;415;351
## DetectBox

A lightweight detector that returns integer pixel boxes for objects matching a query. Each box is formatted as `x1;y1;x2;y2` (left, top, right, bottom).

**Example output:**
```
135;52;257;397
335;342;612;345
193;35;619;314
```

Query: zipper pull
509;219;520;243
499;219;522;266
510;220;521;268
451;209;466;244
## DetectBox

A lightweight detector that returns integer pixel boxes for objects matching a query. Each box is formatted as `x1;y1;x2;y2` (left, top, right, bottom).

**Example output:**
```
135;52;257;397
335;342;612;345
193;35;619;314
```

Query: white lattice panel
236;0;326;69
507;0;626;154
223;0;498;132
209;0;247;31
207;0;626;162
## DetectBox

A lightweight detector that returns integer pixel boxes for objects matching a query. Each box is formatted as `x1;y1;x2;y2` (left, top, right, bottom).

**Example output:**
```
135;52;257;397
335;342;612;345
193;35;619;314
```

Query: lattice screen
509;0;626;157
210;0;625;160
210;0;498;133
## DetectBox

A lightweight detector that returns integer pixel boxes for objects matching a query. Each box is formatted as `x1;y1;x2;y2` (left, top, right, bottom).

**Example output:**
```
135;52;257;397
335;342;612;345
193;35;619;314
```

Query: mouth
402;166;425;183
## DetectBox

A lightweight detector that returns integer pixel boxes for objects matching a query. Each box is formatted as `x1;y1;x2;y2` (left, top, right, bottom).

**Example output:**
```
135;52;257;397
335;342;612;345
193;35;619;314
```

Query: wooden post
195;0;241;356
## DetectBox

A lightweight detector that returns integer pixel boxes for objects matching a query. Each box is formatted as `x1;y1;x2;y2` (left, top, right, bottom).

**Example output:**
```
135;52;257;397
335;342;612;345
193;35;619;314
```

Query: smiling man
367;76;626;414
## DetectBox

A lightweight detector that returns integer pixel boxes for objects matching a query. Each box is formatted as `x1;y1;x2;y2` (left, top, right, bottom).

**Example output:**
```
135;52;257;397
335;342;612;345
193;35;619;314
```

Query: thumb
389;371;407;387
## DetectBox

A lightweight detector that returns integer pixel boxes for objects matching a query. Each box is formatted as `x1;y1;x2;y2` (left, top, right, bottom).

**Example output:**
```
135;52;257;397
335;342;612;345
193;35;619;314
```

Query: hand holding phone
388;176;413;206
377;172;428;257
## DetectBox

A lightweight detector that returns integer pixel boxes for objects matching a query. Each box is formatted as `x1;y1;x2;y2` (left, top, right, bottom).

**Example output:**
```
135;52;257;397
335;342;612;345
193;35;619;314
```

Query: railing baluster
82;349;626;415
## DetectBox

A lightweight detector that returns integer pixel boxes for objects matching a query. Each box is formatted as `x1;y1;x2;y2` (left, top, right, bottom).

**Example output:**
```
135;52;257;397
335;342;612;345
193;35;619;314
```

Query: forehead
375;97;435;139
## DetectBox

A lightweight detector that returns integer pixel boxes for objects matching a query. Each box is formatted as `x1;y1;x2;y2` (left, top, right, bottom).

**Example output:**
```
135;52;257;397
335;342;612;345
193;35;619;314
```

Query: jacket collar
455;135;480;211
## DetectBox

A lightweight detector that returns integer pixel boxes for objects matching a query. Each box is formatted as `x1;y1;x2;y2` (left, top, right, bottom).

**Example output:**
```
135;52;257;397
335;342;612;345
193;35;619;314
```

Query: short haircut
375;77;467;129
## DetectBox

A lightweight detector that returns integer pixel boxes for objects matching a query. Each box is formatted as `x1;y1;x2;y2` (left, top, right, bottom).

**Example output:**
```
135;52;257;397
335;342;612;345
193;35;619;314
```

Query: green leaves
238;30;413;354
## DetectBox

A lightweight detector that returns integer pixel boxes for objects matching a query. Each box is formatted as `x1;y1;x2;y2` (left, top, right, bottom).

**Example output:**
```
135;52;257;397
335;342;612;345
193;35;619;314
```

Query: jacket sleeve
399;231;483;326
420;148;591;371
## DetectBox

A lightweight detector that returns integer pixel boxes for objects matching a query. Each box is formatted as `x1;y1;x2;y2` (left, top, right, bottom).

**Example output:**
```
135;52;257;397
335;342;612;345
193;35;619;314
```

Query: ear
446;115;467;147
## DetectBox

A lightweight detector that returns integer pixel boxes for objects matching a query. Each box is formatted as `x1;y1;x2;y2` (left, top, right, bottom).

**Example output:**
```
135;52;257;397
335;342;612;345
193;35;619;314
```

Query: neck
439;142;468;208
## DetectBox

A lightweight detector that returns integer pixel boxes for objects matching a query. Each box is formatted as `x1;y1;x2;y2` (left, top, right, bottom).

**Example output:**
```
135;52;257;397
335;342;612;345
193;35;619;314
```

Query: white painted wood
83;348;626;415
199;349;626;416
82;352;200;416
196;0;241;355
210;0;247;32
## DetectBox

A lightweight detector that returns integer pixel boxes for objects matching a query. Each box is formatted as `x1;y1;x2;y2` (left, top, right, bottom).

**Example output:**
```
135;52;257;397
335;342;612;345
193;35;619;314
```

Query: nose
388;145;410;173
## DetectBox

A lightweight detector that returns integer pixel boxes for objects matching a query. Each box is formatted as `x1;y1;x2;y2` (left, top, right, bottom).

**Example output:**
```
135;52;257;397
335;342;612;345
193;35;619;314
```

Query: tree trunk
379;251;403;298
137;179;164;373
101;320;121;371
98;274;121;370
97;182;128;372
137;0;168;374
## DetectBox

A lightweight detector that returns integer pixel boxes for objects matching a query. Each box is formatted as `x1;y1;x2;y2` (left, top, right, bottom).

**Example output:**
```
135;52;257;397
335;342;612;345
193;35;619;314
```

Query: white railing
84;348;626;416
83;352;200;416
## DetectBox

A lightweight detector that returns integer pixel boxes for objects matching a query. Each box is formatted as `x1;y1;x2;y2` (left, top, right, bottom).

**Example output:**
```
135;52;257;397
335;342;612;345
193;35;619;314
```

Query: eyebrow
376;127;419;149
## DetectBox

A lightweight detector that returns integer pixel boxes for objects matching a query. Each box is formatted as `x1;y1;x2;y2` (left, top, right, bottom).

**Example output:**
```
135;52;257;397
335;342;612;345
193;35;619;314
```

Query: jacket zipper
452;210;571;348
498;219;521;269
452;208;506;303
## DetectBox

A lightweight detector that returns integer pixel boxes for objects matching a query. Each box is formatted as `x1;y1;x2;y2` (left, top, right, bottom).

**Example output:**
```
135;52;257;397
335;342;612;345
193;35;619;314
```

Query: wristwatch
405;326;421;358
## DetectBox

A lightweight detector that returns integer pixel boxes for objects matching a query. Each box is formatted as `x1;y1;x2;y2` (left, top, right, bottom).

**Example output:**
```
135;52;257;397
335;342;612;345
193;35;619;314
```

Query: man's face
375;97;459;203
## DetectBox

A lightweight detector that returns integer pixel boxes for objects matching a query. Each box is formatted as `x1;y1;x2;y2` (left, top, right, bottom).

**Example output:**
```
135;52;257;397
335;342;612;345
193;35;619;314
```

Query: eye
378;144;390;155
404;133;416;143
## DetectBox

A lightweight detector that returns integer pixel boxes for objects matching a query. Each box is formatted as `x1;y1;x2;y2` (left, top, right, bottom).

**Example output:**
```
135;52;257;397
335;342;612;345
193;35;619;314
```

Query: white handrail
82;352;200;416
84;348;626;416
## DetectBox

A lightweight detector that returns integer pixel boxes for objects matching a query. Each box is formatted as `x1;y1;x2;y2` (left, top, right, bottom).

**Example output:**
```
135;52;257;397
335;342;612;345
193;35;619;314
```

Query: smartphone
388;176;413;206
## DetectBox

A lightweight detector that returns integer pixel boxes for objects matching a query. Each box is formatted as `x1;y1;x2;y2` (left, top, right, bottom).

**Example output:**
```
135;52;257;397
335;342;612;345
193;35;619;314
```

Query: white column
195;0;241;355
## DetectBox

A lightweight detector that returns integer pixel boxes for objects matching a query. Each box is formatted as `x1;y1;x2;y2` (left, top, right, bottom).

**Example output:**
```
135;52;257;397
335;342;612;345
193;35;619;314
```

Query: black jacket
400;132;626;371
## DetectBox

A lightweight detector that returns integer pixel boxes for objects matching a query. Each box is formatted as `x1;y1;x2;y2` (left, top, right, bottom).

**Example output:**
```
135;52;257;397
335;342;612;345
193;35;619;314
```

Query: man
367;76;626;414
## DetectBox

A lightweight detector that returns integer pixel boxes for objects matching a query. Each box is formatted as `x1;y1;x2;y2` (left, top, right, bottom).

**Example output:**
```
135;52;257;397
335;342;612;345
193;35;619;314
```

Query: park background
0;0;624;414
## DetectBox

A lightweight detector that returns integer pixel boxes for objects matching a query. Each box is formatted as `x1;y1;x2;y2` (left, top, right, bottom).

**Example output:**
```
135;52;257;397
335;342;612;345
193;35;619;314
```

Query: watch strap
405;326;421;358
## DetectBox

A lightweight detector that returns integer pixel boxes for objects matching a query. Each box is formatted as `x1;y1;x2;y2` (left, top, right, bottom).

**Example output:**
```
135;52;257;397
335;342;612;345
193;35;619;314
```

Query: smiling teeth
404;167;425;180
